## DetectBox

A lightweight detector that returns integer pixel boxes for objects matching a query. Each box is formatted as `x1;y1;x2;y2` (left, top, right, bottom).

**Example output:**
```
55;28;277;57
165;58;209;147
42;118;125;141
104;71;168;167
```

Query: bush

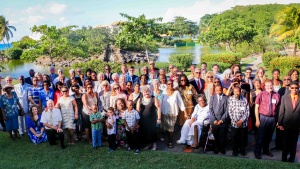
155;62;169;70
269;56;300;76
20;49;43;61
201;52;242;65
4;47;23;59
169;53;194;71
197;62;232;73
72;59;121;74
262;52;280;68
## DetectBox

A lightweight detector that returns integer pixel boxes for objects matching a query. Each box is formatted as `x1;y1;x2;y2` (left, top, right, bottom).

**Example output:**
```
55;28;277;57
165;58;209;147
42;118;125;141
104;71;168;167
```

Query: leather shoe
220;150;225;154
232;151;238;156
254;153;261;159
240;151;246;156
214;150;219;154
263;152;273;157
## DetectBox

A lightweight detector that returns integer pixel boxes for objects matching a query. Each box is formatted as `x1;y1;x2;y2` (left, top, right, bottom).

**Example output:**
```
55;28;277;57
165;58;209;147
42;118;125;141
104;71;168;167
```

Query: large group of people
0;60;299;162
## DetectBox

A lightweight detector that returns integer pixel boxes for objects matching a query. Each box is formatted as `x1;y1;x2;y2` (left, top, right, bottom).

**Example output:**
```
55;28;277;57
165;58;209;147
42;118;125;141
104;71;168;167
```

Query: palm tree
270;6;300;56
0;15;16;47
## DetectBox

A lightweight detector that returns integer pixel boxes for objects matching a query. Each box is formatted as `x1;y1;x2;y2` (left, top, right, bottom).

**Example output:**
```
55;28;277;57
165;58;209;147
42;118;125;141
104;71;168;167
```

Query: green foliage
269;56;300;75
12;36;37;49
4;47;22;59
262;52;281;68
201;62;232;73
198;4;300;53
201;52;242;65
155;62;170;70
168;16;198;37
169;53;194;71
0;15;16;46
116;13;163;53
72;59;121;74
20;49;43;61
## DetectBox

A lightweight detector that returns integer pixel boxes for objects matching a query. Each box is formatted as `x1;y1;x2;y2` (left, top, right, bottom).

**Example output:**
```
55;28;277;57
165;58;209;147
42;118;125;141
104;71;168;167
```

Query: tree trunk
146;48;150;63
294;43;297;56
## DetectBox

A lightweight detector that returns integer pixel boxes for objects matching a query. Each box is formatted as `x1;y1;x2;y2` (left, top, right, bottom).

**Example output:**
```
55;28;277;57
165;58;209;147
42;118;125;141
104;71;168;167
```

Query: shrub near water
269;56;300;75
169;53;194;71
4;47;23;59
201;52;243;65
262;52;280;68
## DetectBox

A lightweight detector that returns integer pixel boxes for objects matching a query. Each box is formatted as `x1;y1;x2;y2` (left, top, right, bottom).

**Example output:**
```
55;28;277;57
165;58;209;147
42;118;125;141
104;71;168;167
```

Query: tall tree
116;13;163;62
270;6;300;56
0;15;16;47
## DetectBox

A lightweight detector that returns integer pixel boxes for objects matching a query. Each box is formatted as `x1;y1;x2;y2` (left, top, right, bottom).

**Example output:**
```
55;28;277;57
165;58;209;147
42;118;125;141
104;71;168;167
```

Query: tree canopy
0;15;16;47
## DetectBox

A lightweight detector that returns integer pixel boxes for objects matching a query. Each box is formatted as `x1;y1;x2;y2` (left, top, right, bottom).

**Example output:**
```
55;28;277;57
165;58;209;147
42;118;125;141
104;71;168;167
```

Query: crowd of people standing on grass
0;60;299;162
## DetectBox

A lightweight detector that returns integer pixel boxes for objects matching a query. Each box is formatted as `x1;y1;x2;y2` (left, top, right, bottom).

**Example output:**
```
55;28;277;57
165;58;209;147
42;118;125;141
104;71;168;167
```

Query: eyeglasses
195;72;200;74
290;87;298;89
62;90;68;92
180;79;186;82
114;87;120;90
236;75;241;77
167;83;173;85
150;63;154;65
87;86;93;89
283;79;291;81
207;76;213;78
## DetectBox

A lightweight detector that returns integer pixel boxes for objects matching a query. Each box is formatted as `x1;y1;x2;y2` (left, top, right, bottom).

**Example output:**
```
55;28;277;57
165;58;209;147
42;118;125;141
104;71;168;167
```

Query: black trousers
275;128;284;149
211;125;227;152
126;130;140;150
46;129;65;146
254;115;276;155
0;112;6;130
231;127;248;153
282;128;299;162
108;134;116;150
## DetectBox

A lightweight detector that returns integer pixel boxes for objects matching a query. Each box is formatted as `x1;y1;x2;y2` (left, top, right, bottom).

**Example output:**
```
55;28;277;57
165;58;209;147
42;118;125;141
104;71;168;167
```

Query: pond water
0;46;223;79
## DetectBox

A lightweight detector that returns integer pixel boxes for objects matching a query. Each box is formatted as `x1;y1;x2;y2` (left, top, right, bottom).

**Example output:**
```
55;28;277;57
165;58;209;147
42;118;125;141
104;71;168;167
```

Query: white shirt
14;83;30;114
215;72;222;80
40;108;62;129
191;104;210;123
161;91;186;115
53;77;69;86
107;115;116;135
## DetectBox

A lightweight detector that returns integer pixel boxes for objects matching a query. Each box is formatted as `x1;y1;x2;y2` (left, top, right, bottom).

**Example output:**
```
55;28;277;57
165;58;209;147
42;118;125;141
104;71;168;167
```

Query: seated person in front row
177;94;210;148
40;100;66;149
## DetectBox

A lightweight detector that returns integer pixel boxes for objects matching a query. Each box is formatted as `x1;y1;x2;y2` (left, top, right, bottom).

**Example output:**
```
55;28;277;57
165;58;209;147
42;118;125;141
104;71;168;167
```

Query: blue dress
26;115;48;144
0;94;19;131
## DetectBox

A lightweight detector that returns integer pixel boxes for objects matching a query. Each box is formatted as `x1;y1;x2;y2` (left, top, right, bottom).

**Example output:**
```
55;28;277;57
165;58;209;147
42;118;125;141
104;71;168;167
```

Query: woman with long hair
203;71;215;103
110;83;127;109
177;74;197;125
26;105;48;144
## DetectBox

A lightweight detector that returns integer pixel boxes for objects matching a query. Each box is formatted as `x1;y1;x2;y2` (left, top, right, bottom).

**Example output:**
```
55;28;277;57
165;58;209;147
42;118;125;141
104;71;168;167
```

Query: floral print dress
115;110;126;147
178;84;197;125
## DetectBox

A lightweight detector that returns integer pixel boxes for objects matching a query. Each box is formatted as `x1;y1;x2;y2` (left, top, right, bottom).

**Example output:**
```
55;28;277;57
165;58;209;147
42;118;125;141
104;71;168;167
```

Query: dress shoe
263;152;273;157
220;150;225;154
254;153;261;159
288;158;294;163
240;151;246;156
232;151;238;156
214;150;219;154
270;147;281;151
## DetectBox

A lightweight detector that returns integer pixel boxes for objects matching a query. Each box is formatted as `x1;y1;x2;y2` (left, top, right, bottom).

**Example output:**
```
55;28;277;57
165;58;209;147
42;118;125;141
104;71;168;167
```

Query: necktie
49;110;53;126
269;93;273;116
198;79;201;91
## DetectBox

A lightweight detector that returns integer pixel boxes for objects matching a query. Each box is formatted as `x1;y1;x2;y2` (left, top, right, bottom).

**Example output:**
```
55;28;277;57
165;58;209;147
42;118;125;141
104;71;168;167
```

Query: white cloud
163;0;300;22
48;2;67;15
27;15;45;24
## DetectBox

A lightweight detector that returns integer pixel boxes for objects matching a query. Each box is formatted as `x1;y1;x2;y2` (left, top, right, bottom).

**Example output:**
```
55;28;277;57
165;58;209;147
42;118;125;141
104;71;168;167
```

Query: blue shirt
28;86;43;105
126;74;140;84
39;88;55;108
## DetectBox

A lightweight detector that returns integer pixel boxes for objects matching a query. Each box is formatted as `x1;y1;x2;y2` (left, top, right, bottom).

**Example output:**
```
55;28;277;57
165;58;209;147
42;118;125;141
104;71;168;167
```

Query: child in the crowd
123;100;140;154
106;107;116;152
90;104;104;149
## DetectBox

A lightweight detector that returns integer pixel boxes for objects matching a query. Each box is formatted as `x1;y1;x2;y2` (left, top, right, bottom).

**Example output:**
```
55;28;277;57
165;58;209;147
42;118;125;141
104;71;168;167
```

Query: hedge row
262;52;280;68
197;62;232;73
269;56;300;75
201;52;243;65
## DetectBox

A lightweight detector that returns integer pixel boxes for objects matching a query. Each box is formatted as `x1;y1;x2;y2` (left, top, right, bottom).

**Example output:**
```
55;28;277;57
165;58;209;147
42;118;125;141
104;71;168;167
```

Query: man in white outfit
14;76;30;136
177;95;210;148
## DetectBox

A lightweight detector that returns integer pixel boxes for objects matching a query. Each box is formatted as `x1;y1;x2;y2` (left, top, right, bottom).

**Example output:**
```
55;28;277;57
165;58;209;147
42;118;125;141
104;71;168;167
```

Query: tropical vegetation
0;15;16;47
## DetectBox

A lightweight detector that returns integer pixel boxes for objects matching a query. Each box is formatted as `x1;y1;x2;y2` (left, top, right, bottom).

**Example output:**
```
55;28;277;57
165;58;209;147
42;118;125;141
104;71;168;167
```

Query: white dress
178;104;210;145
58;96;75;129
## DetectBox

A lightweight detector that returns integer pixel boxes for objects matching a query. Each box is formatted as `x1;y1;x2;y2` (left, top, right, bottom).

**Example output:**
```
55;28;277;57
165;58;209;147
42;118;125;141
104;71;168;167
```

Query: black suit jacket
209;94;229;126
278;94;300;129
24;77;33;85
104;73;112;82
189;78;205;94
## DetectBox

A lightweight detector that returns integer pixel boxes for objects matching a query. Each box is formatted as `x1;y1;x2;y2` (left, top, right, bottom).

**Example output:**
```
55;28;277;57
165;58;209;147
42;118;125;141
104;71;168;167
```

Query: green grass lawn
0;132;298;169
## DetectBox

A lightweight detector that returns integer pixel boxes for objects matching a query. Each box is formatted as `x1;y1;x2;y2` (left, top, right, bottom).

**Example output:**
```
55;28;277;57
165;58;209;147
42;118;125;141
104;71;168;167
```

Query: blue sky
2;0;299;41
